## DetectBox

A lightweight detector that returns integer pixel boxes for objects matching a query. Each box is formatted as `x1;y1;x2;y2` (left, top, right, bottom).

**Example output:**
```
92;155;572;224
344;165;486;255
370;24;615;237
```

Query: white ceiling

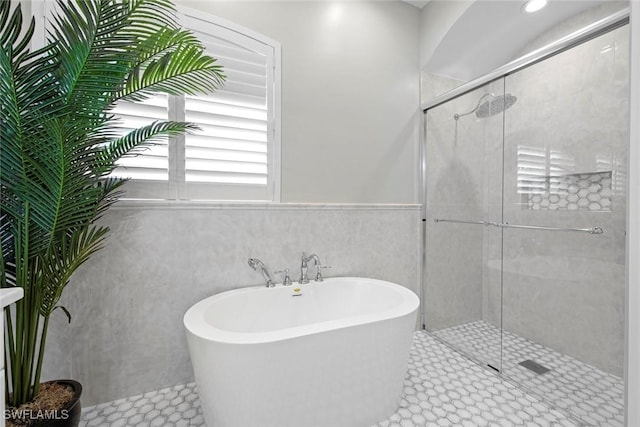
425;0;622;81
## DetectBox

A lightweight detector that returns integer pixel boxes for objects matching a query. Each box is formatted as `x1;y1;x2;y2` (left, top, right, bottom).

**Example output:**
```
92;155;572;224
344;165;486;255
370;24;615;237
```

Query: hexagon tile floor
81;331;585;427
432;321;624;427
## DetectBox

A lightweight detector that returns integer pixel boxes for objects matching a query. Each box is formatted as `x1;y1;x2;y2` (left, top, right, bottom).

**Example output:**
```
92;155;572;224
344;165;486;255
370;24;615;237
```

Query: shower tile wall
526;172;612;211
420;71;464;106
495;24;628;376
424;96;483;331
42;204;421;406
424;79;504;333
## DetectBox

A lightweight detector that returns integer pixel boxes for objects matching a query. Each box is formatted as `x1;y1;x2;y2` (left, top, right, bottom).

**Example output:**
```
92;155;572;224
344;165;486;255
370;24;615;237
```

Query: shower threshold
432;320;624;427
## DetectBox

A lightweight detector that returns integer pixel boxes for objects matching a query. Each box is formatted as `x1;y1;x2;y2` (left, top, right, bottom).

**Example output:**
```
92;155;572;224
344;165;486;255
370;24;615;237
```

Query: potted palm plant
0;0;225;425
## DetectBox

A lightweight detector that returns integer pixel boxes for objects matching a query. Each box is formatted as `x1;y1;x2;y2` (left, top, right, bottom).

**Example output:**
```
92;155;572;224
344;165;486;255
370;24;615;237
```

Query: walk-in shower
422;10;629;427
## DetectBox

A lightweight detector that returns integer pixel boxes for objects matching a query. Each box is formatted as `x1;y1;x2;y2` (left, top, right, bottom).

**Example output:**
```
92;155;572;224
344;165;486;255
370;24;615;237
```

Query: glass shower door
424;80;505;372
500;25;628;426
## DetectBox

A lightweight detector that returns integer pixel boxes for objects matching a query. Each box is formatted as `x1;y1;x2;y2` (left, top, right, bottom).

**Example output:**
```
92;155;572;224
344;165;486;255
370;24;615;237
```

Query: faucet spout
248;258;275;287
304;253;321;266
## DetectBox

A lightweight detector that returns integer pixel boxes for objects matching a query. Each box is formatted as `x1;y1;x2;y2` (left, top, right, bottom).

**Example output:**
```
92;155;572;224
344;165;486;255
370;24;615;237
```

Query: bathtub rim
183;276;419;345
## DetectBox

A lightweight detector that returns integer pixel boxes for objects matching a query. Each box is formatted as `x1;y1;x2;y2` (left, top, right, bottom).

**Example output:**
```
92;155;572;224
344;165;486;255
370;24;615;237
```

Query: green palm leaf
50;0;132;120
0;0;34;60
119;27;223;101
39;225;109;318
95;120;199;175
123;43;225;99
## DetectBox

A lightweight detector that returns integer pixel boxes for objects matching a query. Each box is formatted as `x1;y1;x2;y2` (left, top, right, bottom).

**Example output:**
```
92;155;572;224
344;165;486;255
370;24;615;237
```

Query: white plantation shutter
109;10;280;201
111;94;170;181
182;22;276;200
517;146;575;194
517;146;547;194
547;151;576;193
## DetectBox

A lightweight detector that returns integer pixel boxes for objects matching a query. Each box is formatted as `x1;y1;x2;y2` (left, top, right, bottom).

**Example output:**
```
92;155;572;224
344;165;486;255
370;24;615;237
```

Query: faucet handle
275;268;293;286
314;264;332;282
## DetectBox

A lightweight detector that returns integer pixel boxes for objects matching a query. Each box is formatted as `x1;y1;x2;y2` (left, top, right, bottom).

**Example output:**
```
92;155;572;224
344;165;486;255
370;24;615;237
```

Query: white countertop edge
0;288;24;308
112;200;422;211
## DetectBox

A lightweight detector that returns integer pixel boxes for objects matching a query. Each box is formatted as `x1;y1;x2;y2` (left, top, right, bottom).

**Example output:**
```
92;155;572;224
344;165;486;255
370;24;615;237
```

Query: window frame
176;9;281;202
33;2;282;203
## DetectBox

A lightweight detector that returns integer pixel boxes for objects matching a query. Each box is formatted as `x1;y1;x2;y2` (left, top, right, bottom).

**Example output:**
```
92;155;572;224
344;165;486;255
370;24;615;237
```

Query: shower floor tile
432;320;624;427
80;331;578;427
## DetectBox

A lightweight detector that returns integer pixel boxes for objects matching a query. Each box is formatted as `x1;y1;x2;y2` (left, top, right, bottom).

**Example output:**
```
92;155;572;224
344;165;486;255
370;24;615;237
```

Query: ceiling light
523;0;548;13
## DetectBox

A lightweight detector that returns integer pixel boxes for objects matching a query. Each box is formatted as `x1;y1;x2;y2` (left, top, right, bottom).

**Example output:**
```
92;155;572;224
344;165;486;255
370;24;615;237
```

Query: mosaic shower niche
527;171;612;211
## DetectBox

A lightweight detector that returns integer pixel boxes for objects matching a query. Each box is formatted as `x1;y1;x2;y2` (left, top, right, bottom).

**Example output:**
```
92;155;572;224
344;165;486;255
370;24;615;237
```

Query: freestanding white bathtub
184;277;419;427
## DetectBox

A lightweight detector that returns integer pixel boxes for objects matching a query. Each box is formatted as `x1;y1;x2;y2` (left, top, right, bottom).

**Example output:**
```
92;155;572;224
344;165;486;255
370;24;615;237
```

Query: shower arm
453;93;494;121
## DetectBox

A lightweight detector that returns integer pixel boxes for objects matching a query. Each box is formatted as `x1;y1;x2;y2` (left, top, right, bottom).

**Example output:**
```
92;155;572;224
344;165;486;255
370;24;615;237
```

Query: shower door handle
433;218;486;226
433;218;604;235
494;222;604;235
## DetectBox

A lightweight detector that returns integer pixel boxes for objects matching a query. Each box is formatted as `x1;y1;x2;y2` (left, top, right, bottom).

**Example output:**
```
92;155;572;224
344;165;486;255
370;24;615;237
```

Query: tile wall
42;204;421;405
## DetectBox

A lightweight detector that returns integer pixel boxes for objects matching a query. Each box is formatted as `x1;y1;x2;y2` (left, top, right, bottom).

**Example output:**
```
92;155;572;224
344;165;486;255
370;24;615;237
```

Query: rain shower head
475;94;517;118
454;93;517;120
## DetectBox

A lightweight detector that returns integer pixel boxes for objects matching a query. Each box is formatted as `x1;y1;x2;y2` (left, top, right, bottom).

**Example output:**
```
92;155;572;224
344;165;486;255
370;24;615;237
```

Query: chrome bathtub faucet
314;263;331;282
248;258;275;287
299;253;331;283
275;268;293;286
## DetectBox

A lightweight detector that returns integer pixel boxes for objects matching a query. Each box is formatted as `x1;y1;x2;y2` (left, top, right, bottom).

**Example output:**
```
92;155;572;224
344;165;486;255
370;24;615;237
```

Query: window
112;10;281;201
